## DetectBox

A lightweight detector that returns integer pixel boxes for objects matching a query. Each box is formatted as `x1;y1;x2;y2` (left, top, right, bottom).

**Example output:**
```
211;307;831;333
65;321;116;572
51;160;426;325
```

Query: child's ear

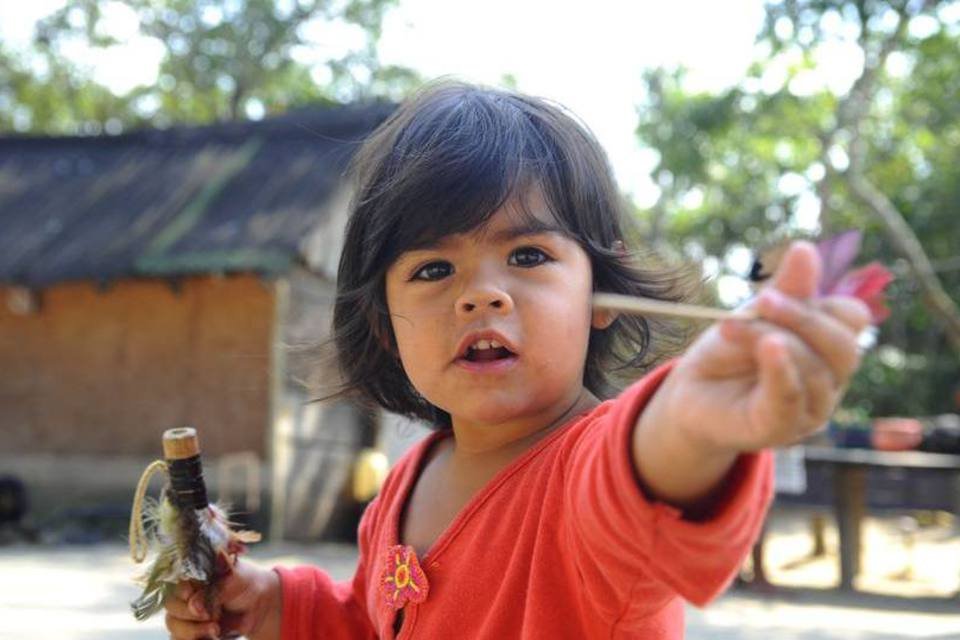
372;318;398;356
591;239;626;330
591;307;617;330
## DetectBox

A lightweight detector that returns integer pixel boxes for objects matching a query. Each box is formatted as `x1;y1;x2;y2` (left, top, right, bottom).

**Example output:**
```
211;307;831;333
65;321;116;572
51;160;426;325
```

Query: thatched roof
0;103;394;287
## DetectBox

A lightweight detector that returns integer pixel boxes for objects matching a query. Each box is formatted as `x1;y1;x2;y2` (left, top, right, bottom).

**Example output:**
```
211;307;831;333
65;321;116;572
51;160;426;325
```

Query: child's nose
456;286;514;316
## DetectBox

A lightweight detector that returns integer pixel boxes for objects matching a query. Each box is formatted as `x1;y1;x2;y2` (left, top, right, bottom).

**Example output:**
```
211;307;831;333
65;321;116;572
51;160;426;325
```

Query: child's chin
454;398;532;426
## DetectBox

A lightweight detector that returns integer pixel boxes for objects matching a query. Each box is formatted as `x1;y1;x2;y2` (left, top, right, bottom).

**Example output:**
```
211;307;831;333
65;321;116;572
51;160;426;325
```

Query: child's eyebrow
404;219;566;253
487;220;567;243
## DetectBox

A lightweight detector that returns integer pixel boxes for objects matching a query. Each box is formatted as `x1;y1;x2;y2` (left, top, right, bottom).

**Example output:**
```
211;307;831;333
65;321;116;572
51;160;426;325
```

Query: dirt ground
755;505;960;598
1;506;958;639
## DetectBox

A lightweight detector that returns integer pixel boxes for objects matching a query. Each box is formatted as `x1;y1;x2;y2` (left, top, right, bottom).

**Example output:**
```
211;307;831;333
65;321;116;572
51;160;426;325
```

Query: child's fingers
172;580;198;601
724;320;840;431
818;296;872;333
166;581;212;622
752;334;805;436
721;318;840;387
165;593;212;622
751;333;838;443
768;241;821;300
202;559;273;638
165;612;220;640
755;291;861;383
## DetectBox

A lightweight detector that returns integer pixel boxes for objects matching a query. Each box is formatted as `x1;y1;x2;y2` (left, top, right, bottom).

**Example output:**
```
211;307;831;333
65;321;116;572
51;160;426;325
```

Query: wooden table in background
802;446;960;591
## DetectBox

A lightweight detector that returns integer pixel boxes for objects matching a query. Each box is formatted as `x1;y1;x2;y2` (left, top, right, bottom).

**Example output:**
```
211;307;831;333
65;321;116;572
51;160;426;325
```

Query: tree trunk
847;171;960;354
827;1;960;354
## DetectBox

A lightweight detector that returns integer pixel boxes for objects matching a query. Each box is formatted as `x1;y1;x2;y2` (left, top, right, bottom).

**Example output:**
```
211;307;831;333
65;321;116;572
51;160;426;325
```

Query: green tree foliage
1;0;420;134
0;42;144;134
637;0;960;417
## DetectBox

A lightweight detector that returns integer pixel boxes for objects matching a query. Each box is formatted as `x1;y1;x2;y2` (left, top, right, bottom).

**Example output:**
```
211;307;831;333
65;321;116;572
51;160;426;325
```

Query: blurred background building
0;103;402;541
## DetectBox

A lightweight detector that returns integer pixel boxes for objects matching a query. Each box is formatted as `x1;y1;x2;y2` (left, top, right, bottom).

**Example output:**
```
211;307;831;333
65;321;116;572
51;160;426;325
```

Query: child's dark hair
330;80;695;429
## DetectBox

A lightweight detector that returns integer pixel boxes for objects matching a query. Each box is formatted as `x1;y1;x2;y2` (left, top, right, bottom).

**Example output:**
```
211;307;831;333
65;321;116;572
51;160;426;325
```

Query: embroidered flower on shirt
381;544;429;610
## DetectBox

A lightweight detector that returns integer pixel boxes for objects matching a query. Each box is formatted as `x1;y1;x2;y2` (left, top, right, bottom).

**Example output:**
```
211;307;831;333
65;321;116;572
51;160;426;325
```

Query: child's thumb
769;241;821;299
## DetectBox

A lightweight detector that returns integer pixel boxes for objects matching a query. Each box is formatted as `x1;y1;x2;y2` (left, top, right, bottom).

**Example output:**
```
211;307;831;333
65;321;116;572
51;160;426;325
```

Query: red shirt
276;364;773;638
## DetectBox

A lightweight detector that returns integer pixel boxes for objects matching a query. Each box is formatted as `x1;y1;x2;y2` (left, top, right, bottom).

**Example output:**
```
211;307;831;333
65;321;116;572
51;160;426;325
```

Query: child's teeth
475;339;491;350
489;340;502;349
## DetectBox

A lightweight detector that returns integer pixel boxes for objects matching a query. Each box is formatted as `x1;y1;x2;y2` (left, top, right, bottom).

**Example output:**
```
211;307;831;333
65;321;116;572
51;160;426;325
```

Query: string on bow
129;459;169;563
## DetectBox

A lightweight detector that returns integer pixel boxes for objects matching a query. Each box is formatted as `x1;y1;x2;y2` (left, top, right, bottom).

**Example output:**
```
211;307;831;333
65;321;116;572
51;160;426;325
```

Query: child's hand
164;559;281;640
633;241;871;509
675;240;871;451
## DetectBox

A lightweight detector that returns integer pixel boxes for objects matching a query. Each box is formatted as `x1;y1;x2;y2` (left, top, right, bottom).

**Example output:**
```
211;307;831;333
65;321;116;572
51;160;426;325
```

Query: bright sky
0;0;774;208
374;0;768;207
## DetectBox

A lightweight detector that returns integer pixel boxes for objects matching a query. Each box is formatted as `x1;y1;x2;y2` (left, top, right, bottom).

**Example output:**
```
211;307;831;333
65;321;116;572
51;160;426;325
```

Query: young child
163;81;870;639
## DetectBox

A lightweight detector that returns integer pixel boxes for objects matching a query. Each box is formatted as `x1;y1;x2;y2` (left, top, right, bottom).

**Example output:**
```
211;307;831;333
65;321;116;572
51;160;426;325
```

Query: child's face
385;189;610;433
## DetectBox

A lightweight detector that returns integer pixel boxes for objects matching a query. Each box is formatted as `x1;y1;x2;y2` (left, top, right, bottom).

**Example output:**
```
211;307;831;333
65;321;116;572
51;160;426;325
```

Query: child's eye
508;247;551;267
411;261;453;281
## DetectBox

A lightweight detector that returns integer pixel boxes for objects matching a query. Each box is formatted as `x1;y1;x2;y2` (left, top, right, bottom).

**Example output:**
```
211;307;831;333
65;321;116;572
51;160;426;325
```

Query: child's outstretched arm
632;241;871;516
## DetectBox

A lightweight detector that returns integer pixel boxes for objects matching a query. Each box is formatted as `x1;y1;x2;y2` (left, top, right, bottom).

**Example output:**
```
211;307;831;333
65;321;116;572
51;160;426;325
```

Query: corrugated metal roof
0;103;394;287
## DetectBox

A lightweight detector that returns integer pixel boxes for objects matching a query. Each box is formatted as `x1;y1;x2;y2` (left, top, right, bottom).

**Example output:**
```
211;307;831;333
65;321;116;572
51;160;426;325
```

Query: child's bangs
377;89;568;261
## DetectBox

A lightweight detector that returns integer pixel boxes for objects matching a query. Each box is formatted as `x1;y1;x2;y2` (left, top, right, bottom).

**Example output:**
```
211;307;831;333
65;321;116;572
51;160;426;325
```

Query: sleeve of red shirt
563;361;774;619
273;497;380;640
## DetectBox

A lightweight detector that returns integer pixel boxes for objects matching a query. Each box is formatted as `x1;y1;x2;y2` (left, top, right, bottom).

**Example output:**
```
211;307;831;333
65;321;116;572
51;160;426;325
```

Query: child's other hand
665;241;872;453
164;559;281;640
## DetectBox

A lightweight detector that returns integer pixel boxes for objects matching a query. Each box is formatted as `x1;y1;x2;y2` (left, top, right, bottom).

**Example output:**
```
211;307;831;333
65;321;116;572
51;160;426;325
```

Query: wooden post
811;513;827;557
268;277;291;542
834;465;866;591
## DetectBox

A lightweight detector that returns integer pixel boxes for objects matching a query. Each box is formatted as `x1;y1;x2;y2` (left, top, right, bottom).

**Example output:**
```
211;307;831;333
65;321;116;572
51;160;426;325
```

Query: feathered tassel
129;428;260;621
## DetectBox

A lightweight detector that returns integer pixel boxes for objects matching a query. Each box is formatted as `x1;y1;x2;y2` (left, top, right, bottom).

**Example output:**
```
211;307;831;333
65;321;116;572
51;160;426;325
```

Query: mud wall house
0;103;398;541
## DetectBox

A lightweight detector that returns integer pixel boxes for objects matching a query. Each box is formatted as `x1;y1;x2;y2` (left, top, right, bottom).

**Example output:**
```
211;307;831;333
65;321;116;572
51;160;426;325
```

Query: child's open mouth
456;337;519;373
465;345;514;362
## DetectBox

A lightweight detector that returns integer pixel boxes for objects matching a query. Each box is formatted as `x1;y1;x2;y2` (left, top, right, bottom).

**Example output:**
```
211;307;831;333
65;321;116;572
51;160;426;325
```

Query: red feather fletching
830;262;894;323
